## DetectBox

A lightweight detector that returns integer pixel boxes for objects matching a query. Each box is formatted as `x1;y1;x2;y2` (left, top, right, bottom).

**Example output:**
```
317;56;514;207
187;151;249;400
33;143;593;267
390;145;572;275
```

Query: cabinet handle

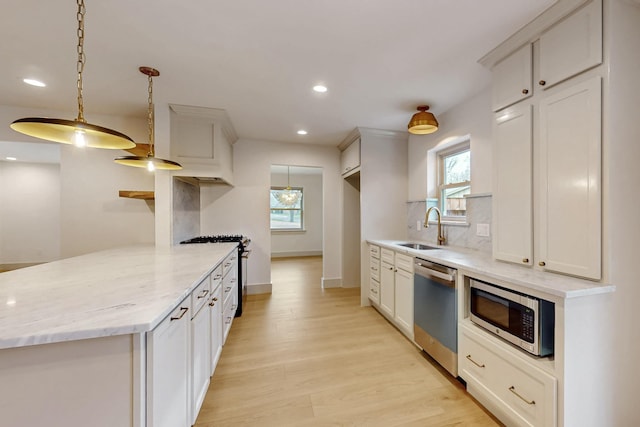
214;274;222;280
371;289;378;294
522;258;529;263
197;289;210;299
522;89;529;94
466;354;485;368
539;80;546;86
208;297;219;307
225;286;232;292
170;307;188;321
539;261;546;267
509;386;536;405
225;316;232;324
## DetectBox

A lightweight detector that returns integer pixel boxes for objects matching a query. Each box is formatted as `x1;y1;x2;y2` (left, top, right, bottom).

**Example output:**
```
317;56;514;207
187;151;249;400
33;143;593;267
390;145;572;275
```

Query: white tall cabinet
488;0;603;280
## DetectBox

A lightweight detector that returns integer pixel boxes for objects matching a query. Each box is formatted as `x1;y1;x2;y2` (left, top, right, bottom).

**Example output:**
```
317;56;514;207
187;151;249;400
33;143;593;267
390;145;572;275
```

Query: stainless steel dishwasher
413;258;458;377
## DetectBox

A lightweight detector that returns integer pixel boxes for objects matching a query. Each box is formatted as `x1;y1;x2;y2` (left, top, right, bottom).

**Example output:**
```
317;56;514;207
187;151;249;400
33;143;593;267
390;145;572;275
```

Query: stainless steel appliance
470;278;554;357
180;235;250;317
413;258;458;376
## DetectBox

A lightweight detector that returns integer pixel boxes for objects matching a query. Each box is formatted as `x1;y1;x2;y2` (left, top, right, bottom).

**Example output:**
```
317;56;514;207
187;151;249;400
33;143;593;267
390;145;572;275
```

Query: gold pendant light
408;105;439;135
114;67;182;171
275;166;301;206
10;0;135;150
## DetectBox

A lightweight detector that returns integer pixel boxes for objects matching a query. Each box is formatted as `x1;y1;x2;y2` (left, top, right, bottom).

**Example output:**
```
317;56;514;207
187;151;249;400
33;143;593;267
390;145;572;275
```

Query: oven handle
414;262;456;288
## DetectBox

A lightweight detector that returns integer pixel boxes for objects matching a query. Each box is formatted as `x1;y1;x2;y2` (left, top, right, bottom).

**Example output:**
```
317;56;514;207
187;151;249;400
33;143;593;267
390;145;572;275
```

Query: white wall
200;139;341;292
0;104;154;258
0;161;61;264
408;87;493;201
604;0;640;424
270;168;323;257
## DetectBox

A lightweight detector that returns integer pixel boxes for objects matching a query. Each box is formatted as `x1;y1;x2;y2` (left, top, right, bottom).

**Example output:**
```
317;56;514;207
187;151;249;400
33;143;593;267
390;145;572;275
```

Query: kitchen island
0;243;237;427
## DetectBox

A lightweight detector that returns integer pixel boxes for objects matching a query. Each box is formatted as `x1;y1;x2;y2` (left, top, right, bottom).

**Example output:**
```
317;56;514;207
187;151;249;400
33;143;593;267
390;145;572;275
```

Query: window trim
437;142;470;222
270;186;304;231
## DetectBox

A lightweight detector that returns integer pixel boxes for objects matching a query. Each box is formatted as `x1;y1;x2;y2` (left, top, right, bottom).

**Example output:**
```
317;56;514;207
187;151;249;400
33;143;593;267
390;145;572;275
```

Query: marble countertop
0;243;237;350
369;240;615;299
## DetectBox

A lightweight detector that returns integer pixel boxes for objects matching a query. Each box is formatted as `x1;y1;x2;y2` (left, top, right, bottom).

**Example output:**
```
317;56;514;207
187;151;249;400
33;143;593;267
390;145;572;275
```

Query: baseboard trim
247;283;272;295
322;277;342;289
271;251;322;258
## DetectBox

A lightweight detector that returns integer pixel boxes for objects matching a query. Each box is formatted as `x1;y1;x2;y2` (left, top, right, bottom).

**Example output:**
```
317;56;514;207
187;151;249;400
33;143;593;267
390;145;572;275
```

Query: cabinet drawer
460;323;557;427
369;244;380;259
222;251;238;278
210;264;223;290
370;258;380;281
381;248;394;265
395;253;413;273
191;276;211;316
369;278;380;305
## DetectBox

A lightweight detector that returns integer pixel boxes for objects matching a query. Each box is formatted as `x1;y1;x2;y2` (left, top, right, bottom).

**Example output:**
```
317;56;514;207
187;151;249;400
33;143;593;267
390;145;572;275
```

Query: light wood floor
195;256;502;427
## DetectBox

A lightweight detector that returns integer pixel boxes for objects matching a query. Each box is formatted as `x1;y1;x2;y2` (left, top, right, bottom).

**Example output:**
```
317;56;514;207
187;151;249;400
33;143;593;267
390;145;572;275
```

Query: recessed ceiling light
297;130;308;135
313;85;327;93
23;78;46;87
6;157;17;161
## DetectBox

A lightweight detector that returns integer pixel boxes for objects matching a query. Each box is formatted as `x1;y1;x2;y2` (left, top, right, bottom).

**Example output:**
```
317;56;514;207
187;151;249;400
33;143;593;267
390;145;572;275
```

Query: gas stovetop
180;234;249;246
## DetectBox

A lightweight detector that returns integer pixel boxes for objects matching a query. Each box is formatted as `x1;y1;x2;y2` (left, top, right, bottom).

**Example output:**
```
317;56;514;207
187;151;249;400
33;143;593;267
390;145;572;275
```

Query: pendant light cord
147;73;154;157
76;0;86;123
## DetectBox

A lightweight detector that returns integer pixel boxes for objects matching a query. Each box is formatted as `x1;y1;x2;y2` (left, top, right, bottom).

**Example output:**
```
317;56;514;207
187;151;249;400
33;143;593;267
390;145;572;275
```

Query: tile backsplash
407;193;492;253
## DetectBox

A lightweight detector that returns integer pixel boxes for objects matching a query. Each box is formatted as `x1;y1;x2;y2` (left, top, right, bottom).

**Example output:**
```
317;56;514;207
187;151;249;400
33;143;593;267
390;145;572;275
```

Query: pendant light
275;166;301;206
10;0;135;150
408;105;439;135
114;67;182;171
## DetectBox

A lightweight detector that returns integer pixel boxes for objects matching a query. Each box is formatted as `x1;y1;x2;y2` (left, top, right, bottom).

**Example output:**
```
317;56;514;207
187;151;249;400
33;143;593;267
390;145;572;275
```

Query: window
270;187;303;230
438;143;470;220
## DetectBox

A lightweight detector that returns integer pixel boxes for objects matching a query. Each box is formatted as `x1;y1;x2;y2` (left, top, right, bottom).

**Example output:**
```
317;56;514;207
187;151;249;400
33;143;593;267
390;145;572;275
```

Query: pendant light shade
10;0;135;150
114;66;182;171
408;105;439;135
275;166;301;206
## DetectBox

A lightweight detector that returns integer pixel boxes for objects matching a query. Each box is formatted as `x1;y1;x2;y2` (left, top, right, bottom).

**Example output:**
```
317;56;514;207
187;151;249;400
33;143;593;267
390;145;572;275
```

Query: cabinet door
209;284;223;375
493;104;533;266
191;305;211;424
538;77;601;279
394;268;414;338
341;138;361;177
491;43;532;111
538;0;602;90
147;301;191;427
380;261;395;318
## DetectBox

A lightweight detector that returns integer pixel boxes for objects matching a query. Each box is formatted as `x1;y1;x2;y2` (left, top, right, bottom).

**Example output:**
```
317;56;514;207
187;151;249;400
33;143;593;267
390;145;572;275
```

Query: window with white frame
270;187;304;230
437;143;470;220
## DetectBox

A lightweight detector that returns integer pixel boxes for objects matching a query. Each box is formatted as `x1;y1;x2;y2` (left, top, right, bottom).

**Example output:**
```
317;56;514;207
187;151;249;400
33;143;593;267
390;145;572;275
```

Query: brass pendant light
114;67;182;171
10;0;135;150
408;105;439;135
275;166;301;206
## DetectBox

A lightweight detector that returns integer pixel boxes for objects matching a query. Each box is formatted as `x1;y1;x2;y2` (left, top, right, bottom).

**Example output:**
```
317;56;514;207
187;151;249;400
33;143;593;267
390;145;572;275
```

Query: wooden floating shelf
119;190;155;200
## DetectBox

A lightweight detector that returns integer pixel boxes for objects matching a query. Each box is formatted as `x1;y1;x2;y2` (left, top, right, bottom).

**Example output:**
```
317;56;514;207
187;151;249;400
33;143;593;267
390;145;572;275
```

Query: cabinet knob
522;258;529;264
539;261;546;267
522;89;529;95
539;80;546;86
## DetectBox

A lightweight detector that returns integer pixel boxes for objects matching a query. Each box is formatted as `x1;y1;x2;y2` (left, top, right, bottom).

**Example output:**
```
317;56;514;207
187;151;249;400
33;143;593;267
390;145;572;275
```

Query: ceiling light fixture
408;105;439;135
275;166;301;206
10;0;135;150
114;67;182;171
297;130;308;135
23;79;46;88
313;85;328;93
6;157;17;161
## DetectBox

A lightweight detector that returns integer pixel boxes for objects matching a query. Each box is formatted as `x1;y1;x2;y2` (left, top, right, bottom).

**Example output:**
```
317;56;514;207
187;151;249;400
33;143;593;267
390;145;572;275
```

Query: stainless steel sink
397;242;439;250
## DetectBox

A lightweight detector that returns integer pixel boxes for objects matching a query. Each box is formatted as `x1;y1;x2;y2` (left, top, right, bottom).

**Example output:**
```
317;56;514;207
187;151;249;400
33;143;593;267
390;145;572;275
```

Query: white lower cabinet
380;257;395;318
147;299;191;427
191;279;212;425
459;322;557;427
369;246;381;305
394;253;414;338
209;278;223;376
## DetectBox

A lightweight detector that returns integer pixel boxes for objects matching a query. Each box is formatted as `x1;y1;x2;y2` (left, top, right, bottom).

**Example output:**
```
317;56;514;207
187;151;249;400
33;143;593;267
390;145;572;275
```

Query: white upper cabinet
538;77;602;280
493;103;533;266
341;138;361;177
538;0;602;90
492;44;533;112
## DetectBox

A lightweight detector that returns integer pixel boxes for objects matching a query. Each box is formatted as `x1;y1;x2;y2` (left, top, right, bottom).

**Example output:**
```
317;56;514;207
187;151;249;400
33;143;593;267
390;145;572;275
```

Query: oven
180;234;250;317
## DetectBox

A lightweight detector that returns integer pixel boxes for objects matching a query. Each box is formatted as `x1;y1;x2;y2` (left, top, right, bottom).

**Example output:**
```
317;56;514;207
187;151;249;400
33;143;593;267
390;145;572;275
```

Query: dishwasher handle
414;261;456;288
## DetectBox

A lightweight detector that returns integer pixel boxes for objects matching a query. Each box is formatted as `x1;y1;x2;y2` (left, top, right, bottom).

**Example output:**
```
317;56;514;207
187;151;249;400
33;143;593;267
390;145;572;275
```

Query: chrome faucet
424;206;446;245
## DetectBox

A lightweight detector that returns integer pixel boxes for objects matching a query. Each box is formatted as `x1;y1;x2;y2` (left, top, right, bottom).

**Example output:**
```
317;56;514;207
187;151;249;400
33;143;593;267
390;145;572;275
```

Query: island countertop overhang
0;243;237;350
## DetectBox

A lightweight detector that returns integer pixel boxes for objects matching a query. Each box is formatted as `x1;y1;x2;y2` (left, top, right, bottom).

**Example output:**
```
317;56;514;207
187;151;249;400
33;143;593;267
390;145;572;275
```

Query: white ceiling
1;0;555;149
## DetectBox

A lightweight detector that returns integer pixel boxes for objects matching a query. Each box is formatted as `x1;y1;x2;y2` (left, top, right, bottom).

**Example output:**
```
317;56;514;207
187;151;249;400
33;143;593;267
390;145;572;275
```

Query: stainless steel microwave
469;279;554;357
